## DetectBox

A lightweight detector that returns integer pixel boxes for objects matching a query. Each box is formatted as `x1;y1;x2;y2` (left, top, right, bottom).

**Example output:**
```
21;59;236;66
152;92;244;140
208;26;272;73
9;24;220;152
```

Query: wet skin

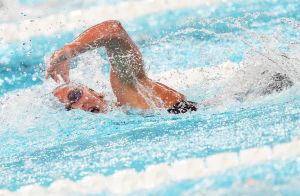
53;85;109;113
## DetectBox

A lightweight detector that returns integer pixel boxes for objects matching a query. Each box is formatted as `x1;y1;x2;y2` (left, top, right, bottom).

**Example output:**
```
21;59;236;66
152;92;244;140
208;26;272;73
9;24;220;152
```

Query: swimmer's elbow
106;20;128;40
106;20;123;28
102;20;126;37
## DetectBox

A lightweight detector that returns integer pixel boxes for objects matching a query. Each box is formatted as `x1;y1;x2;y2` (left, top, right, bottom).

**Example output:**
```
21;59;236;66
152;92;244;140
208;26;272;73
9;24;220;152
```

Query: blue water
0;0;300;194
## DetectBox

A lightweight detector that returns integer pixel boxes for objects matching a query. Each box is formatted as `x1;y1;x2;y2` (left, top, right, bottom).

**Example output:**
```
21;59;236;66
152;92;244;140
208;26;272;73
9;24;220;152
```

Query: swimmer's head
53;83;108;113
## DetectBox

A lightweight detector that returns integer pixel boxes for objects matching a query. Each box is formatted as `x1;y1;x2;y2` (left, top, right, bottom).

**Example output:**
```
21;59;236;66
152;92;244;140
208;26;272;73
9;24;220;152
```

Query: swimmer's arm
58;20;129;60
46;20;139;82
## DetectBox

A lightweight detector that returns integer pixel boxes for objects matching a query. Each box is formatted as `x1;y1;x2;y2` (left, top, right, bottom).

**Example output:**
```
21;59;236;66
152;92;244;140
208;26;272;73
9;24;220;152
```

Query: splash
1;0;300;194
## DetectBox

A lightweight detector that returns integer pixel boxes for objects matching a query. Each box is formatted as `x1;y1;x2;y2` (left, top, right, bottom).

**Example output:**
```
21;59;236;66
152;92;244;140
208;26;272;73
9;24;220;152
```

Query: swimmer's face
53;84;108;113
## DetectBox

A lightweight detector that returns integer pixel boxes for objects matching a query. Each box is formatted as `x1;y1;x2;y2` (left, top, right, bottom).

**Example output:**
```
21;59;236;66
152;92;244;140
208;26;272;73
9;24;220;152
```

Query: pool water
0;0;300;195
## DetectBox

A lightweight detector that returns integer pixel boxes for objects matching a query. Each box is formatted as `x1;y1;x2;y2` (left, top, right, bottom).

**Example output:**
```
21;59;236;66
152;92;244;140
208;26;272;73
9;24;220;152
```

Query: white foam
154;56;300;109
0;0;227;42
155;61;239;91
1;139;300;195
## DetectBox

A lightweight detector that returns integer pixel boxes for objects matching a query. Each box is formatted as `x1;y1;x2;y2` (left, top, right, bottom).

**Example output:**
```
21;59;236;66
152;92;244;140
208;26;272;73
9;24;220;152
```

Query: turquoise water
19;0;45;4
0;0;300;194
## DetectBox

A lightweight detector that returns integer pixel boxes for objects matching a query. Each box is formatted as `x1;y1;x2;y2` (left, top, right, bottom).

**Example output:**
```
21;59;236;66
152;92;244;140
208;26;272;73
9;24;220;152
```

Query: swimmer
46;20;197;114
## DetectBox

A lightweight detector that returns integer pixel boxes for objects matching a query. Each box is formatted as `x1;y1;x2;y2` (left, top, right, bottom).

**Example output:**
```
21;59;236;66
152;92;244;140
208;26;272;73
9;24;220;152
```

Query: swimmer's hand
45;49;70;83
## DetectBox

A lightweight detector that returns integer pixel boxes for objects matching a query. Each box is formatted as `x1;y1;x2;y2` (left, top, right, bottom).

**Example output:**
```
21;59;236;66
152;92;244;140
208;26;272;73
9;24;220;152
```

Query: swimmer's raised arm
46;20;145;83
52;20;128;61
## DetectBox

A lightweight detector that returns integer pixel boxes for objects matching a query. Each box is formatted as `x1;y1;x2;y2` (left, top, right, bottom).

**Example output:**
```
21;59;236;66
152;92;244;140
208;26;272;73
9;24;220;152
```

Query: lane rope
1;138;299;195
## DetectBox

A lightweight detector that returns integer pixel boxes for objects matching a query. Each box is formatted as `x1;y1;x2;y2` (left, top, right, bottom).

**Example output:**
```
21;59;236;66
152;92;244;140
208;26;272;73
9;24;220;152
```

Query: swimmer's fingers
45;70;50;79
45;68;60;83
46;60;70;83
60;61;70;83
45;65;60;82
45;63;55;79
61;71;70;83
45;69;52;79
50;71;61;83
